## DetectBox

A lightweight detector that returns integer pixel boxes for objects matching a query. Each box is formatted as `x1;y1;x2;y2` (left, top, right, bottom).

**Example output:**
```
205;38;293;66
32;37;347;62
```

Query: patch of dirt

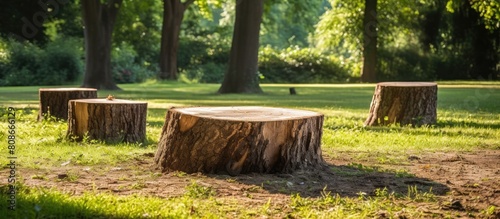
1;150;499;218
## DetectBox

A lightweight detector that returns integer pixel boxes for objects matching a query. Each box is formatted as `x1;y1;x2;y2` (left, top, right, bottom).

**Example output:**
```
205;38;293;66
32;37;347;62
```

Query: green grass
1;82;499;167
0;81;499;218
0;184;446;219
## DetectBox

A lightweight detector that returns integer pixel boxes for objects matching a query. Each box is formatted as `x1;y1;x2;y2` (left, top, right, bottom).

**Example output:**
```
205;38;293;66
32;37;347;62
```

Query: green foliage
377;47;436;81
113;0;161;70
43;37;83;83
261;0;326;48
447;0;500;30
178;37;350;84
442;0;499;79
313;0;423;79
177;35;230;83
111;42;155;84
0;37;83;86
0;39;41;85
315;0;499;81
258;46;349;83
180;62;226;84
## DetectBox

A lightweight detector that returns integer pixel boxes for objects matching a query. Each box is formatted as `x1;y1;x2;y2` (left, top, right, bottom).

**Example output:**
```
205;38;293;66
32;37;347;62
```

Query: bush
258;46;349;83
0;37;83;86
177;36;230;83
180;62;226;83
1;40;42;86
178;40;349;84
111;42;155;84
42;37;83;84
377;48;436;81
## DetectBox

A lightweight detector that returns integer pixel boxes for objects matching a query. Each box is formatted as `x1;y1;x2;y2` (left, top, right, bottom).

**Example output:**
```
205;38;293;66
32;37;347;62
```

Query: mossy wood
154;106;325;175
364;82;437;126
67;99;147;143
38;88;97;121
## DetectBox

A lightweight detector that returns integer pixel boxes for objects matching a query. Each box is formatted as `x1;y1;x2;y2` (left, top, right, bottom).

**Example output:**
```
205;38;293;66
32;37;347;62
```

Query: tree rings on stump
154;106;325;175
67;99;147;143
38;88;97;121
364;82;437;126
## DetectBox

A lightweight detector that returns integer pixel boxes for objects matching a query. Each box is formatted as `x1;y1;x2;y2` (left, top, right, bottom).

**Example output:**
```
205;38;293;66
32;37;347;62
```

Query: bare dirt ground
2;150;499;218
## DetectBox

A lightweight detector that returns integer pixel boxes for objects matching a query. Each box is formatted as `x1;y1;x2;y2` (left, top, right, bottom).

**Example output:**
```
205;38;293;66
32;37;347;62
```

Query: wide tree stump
67;98;147;143
154;106;325;175
38;88;97;121
364;82;437;126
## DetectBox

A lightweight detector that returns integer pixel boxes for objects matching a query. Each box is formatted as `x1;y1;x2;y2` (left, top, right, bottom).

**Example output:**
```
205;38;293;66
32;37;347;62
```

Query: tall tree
158;0;195;80
218;0;264;94
361;0;377;82
81;0;122;90
444;0;500;79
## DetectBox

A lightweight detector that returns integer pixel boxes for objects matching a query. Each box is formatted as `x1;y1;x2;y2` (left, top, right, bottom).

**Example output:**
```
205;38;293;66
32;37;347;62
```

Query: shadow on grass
361;120;500;136
436;120;500;129
211;163;449;198
0;186;109;219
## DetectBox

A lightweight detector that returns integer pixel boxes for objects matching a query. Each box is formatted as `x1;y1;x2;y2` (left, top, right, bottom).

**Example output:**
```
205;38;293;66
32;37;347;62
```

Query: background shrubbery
111;42;156;84
176;38;350;84
0;37;83;86
177;36;229;83
0;0;498;86
258;46;349;83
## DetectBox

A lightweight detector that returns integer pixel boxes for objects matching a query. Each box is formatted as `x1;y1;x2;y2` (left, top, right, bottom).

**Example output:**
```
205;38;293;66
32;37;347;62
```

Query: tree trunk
361;0;377;83
81;0;122;90
364;82;438;126
154;106;325;175
67;98;147;143
38;88;97;121
218;0;264;94
158;0;194;80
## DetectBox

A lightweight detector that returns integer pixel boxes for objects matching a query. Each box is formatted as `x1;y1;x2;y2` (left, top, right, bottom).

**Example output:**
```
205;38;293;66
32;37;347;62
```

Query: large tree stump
364;82;437;126
67;98;147;143
38;88;97;121
154;106;325;175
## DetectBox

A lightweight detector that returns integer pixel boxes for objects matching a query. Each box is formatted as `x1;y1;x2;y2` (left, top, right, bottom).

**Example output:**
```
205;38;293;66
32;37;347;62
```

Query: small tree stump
364;82;437;126
154;106;325;175
67;99;147;143
38;88;97;121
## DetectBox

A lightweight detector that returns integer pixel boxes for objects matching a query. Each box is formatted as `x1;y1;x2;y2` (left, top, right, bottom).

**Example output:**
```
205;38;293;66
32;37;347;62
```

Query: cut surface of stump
364;82;437;126
38;88;97;121
67;99;147;143
154;106;325;175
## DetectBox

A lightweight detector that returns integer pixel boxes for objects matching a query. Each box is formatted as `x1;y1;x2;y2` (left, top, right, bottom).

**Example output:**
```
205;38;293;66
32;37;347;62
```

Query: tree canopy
0;0;498;87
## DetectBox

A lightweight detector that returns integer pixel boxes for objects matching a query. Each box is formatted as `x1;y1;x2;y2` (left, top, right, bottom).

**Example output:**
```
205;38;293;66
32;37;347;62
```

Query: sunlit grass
0;110;157;169
0;184;450;218
0;81;499;167
0;81;499;218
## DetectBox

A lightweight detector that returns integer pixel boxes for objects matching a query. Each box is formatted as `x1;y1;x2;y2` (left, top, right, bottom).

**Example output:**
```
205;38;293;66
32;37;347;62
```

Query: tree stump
38;88;97;121
364;82;437;126
67;98;148;143
154;106;325;175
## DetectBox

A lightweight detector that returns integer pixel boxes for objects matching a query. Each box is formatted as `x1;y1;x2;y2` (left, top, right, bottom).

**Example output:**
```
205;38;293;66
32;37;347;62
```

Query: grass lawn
0;81;499;218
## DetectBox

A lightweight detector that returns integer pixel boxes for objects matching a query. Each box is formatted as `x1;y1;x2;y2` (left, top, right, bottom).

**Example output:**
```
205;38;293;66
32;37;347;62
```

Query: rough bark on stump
364;82;437;126
38;88;97;121
67;99;147;143
154;106;325;175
